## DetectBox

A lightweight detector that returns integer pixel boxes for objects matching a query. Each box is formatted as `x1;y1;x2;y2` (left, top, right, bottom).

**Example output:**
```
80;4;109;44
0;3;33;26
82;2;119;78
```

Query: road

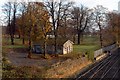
76;48;120;80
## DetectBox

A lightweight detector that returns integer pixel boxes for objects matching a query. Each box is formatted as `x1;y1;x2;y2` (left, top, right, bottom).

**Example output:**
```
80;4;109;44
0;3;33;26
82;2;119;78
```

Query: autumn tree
16;2;51;58
24;2;32;58
34;2;51;57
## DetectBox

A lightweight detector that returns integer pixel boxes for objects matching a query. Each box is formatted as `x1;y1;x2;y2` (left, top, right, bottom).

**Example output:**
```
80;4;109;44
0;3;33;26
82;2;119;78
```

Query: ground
3;47;91;78
2;35;98;78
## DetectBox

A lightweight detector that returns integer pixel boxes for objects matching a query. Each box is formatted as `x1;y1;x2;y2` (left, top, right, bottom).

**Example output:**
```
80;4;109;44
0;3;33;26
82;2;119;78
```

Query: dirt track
6;50;91;78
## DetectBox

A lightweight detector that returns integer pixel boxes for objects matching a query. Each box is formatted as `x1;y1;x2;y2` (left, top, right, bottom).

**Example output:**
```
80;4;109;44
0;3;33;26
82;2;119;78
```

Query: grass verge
73;45;100;61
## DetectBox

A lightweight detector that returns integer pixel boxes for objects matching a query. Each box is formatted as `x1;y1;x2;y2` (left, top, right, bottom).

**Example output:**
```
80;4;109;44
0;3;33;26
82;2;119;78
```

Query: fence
94;49;103;58
94;44;117;58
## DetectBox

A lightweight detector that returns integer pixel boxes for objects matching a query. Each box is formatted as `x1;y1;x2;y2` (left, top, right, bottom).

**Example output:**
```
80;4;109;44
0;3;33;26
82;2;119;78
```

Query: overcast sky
0;0;120;25
71;0;120;11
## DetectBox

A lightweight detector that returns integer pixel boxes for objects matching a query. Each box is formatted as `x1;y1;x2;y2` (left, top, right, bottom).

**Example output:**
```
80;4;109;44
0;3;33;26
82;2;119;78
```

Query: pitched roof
64;40;74;44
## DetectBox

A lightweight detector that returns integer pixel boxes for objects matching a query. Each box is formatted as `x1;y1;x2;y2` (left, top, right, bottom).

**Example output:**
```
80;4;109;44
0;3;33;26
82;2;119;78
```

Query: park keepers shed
62;40;74;54
32;40;74;54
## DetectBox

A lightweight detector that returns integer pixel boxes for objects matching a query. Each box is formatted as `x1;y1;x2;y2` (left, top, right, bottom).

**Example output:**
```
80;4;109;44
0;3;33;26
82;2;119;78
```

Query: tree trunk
54;34;57;54
21;18;25;44
22;32;25;44
9;24;14;45
18;33;20;38
73;34;76;43
77;32;81;45
81;33;83;42
98;22;103;48
44;39;47;58
22;37;25;44
28;26;32;58
99;30;103;48
10;3;16;45
10;34;14;45
28;38;32;58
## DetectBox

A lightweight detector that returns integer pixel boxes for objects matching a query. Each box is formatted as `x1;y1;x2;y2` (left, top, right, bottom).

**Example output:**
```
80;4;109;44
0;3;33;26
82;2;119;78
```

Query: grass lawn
81;35;99;45
73;35;100;60
73;45;99;53
2;37;27;49
73;45;100;60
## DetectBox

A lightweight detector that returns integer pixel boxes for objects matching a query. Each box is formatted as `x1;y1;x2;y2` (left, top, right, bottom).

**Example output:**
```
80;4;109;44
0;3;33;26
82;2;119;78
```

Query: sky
0;0;120;25
70;0;120;11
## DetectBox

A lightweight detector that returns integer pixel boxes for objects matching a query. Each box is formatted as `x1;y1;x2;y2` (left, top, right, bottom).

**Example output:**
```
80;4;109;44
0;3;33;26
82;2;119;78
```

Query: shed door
34;45;41;53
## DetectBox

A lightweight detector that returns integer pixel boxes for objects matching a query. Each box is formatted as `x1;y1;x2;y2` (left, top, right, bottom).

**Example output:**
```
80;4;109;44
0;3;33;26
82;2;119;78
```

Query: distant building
118;1;120;13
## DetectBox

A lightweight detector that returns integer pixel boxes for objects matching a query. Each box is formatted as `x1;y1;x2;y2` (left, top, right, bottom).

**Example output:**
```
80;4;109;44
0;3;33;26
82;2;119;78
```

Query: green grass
73;35;100;53
73;45;99;61
73;45;99;53
2;45;27;49
73;35;100;61
81;35;99;45
2;37;27;57
2;37;27;49
2;37;22;44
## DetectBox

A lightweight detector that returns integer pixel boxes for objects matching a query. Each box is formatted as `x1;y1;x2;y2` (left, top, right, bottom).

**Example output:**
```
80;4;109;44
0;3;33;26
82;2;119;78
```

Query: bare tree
3;2;19;45
71;5;92;44
11;2;18;45
107;12;120;45
45;0;73;53
2;2;12;44
19;2;27;44
93;5;108;48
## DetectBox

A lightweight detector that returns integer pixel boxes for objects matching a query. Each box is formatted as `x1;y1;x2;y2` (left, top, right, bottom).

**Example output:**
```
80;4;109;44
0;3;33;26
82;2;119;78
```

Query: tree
93;5;108;48
35;2;51;57
45;0;73;53
71;5;92;44
2;2;12;44
107;12;120;45
15;2;51;58
57;19;75;39
18;2;28;44
3;2;19;45
16;2;51;58
11;2;18;45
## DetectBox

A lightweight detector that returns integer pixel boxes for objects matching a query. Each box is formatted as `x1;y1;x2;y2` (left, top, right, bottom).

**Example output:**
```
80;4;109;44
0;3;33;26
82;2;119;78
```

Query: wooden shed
32;39;74;54
62;40;74;54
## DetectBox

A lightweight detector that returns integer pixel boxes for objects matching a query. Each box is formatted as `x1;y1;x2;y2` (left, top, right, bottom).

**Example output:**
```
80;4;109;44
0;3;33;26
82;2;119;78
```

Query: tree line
2;0;120;57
